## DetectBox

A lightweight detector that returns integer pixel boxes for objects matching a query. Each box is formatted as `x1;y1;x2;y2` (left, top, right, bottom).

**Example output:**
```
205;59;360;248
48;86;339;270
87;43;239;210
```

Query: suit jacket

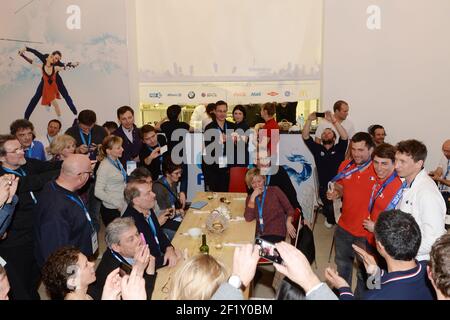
122;205;172;268
113;125;142;166
88;249;156;300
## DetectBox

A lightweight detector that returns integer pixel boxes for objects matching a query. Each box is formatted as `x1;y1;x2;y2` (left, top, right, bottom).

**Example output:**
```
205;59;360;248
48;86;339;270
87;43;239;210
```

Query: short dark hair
333;100;348;112
102;121;118;132
163;157;182;175
128;167;152;183
117;106;134;118
167;105;182;121
368;124;385;137
0;134;19;157
261;102;276;117
429;234;450;298
396;140;427;163
351;132;375;150
215;100;228;108
78;110;97;126
206;103;217;120
372;143;396;162
140;124;157;139
10;119;34;135
374;210;421;261
48;119;62;130
41;246;81;300
232;105;247;119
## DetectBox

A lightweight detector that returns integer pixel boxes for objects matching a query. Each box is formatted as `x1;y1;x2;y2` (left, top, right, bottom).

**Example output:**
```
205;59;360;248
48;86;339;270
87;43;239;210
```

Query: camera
315;112;326;118
255;238;283;264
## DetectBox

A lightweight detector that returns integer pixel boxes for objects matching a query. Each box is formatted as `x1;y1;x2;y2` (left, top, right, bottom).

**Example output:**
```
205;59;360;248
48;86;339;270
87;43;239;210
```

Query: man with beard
302;111;348;228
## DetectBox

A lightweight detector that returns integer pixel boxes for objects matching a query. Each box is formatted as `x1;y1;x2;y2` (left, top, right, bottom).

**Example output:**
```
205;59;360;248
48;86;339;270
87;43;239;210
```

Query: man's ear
111;243;121;254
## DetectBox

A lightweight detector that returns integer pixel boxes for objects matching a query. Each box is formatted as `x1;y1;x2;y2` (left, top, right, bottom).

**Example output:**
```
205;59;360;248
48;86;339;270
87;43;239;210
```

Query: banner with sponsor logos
140;80;320;105
0;0;131;136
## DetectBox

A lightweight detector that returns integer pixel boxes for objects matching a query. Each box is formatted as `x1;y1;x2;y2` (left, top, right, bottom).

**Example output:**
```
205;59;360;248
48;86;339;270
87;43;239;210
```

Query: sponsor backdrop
140;81;320;105
136;0;322;105
0;0;131;136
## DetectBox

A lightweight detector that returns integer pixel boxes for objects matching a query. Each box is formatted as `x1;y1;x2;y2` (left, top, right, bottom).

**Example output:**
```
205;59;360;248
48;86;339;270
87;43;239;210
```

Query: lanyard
385;180;408;211
110;250;133;266
255;186;268;233
217;122;228;135
162;178;176;206
46;134;52;144
79;128;92;146
368;172;398;213
265;175;271;187
25;143;33;158
107;157;127;182
147;214;162;254
2;167;37;204
331;159;372;182
52;182;95;233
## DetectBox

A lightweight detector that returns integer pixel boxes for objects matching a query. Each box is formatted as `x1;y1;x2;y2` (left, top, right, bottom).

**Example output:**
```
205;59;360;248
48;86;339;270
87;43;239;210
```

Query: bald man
34;154;98;268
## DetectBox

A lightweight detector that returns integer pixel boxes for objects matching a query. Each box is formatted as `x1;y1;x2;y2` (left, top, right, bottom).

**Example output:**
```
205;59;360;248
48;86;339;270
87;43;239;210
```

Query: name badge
126;161;137;176
91;232;99;254
219;156;227;168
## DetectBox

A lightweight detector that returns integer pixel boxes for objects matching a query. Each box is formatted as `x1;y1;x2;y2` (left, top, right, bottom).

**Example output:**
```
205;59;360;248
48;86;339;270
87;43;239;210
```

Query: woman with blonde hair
47;134;76;161
95;135;127;227
169;254;228;300
245;168;297;244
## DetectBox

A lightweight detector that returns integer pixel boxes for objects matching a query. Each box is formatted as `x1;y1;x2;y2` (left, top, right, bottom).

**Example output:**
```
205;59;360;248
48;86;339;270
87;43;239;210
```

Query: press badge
91;232;99;254
126;161;137;176
219;156;227;168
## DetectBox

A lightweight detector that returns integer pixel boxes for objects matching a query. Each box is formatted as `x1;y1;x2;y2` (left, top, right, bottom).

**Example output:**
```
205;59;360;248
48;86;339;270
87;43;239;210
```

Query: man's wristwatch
228;275;246;291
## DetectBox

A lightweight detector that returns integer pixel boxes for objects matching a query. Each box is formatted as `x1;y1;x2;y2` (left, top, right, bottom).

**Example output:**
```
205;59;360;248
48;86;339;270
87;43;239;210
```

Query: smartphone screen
255;238;283;264
316;112;326;118
119;262;132;277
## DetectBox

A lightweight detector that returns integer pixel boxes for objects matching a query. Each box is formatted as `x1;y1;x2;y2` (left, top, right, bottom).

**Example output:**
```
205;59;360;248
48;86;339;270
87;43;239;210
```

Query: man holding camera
315;100;355;144
302;111;348;228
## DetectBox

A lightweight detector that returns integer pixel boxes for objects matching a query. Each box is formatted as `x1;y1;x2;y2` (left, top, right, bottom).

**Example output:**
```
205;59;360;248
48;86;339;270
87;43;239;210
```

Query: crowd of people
0;98;448;301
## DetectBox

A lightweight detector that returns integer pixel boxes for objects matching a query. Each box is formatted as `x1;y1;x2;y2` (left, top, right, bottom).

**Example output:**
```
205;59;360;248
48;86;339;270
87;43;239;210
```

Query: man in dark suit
88;217;156;300
122;178;181;269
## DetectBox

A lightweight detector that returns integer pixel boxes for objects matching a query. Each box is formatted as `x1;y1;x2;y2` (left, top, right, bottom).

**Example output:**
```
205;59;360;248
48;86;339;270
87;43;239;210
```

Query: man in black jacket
19;47;78;119
88;217;156;300
122;178;181;269
0;135;61;300
113;106;142;166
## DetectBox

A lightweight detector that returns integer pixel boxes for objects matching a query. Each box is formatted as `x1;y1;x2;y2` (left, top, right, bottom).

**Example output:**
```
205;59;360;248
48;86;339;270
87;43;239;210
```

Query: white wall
322;0;450;169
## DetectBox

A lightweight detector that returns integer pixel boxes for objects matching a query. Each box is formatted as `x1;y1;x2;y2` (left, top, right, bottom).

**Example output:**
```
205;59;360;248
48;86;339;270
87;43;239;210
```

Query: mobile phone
119;262;132;277
255;238;283;264
316;112;326;118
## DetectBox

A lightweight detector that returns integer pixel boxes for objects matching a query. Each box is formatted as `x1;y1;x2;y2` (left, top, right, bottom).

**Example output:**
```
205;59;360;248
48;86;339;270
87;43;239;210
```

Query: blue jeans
334;225;368;299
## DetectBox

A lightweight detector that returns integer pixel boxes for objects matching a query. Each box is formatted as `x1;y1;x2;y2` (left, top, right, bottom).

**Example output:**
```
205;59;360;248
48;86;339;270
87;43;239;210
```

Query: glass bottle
199;234;209;254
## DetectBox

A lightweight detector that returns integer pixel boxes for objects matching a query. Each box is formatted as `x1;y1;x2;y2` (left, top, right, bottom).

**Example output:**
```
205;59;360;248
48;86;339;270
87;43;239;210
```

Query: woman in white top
95;135;127;227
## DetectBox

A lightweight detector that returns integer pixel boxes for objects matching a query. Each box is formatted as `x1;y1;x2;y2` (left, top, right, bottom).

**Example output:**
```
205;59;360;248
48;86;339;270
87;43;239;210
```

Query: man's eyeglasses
6;147;24;154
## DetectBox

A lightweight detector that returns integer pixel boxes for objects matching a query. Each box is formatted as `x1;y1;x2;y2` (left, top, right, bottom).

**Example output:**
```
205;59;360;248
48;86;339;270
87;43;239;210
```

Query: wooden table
151;192;256;300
